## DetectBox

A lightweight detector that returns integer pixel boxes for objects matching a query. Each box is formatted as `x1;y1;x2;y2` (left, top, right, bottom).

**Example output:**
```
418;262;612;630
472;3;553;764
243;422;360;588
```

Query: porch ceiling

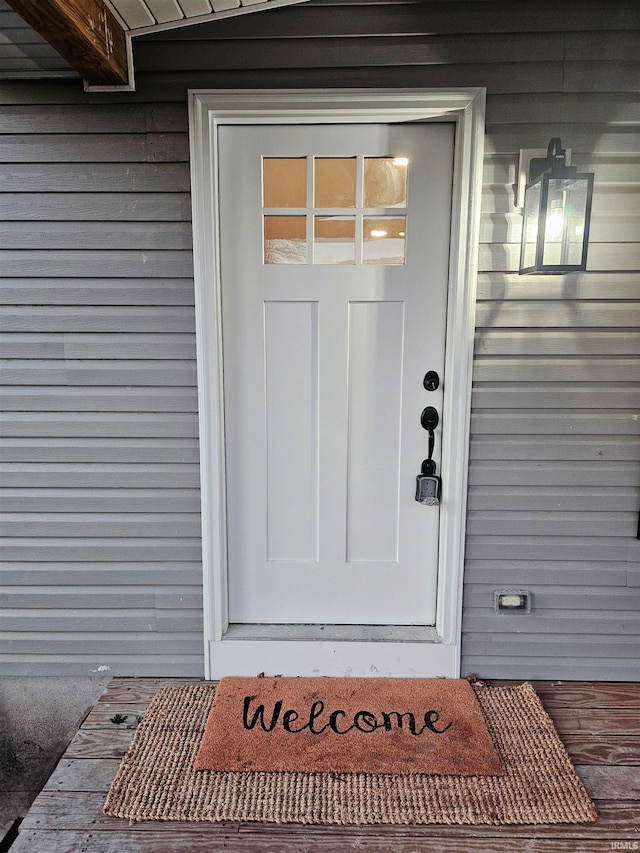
108;0;310;37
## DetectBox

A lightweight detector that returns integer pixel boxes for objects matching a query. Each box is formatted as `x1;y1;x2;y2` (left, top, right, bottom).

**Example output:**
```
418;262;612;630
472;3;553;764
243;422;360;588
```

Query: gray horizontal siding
0;387;198;409
0;609;203;632
0;222;193;249
467;488;638;512
0;66;202;674
477;243;640;271
464;536;633;562
0;0;639;678
136;33;569;70
146;0;639;38
1;193;191;219
0;657;201;676
0;450;200;467
0;133;189;162
0;281;196;306
465;561;630;586
464;584;640;611
1;540;203;561
0;163;191;193
0;103;188;132
475;273;640;300
1;632;203;653
456;658;640;680
0;587;204;608
0;364;197;387
464;611;640;635
468;67;640;678
476;332;640;356
0;335;197;359
1;563;203;584
0;489;201;511
468;412;637;435
0;413;198;437
0;252;194;278
0;307;196;330
0;513;202;536
486;95;640;127
469;462;640;482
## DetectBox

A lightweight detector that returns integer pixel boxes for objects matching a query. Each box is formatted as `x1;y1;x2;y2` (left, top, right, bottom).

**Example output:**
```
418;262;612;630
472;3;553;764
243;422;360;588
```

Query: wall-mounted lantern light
519;138;594;275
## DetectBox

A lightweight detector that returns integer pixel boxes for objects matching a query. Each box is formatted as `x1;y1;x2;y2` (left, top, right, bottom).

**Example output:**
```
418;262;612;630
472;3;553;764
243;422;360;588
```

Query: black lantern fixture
519;138;594;274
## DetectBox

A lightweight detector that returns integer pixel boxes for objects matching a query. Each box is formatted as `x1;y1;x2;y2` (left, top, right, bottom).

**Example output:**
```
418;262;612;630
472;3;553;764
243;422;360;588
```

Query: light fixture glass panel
542;178;590;267
364;157;408;208
314;158;356;208
363;217;406;265
521;180;541;271
263;158;307;208
314;216;355;264
264;216;307;264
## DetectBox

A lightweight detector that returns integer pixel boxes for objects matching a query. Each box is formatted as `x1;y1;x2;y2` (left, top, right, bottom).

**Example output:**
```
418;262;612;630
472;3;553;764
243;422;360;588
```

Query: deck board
10;678;640;852
63;728;135;760
18;792;640;836
11;830;637;852
561;734;640;765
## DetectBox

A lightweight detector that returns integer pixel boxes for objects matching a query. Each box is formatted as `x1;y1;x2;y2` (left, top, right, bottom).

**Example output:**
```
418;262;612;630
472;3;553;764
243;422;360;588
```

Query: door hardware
415;458;442;506
420;406;439;432
416;407;441;505
423;371;440;392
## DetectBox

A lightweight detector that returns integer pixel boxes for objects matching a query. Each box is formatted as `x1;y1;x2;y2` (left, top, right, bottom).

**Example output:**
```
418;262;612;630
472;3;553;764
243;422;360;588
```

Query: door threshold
224;624;441;643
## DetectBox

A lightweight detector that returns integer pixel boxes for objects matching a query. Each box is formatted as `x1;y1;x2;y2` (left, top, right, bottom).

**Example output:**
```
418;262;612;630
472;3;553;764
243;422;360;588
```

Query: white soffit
107;0;310;36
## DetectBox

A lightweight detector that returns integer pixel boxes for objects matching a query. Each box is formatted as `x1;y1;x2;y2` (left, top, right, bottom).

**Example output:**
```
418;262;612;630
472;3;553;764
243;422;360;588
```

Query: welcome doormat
103;681;597;826
194;676;504;775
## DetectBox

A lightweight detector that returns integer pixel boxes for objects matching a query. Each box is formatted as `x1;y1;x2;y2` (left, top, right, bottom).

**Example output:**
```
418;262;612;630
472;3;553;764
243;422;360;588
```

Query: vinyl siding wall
0;95;202;675
0;0;638;677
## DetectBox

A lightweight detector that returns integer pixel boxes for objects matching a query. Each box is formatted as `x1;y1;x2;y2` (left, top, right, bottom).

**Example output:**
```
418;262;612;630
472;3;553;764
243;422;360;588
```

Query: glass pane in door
363;217;406;264
314;216;355;264
264;215;307;264
263;158;307;208
364;157;408;207
314;158;357;208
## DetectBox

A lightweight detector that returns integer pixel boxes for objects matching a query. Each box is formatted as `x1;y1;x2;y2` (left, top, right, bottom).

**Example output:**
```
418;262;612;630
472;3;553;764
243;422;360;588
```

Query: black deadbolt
423;370;440;392
420;406;439;431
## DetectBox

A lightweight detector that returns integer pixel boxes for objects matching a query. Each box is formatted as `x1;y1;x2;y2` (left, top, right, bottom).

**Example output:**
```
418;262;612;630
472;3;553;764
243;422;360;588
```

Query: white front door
218;123;454;627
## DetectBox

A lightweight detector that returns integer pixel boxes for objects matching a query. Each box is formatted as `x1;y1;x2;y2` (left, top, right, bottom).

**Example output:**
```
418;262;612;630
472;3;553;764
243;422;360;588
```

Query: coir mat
194;676;504;775
103;679;597;826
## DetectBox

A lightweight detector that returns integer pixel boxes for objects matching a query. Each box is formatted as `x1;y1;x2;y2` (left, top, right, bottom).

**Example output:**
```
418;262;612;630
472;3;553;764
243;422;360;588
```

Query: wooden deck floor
9;678;640;852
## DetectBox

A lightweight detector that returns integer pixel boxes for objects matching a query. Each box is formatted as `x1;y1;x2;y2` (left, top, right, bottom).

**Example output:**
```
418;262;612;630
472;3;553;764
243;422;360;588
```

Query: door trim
188;88;486;679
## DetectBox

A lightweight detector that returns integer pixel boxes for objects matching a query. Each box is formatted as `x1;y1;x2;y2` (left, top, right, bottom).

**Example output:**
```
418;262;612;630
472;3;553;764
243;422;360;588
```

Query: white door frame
188;89;486;679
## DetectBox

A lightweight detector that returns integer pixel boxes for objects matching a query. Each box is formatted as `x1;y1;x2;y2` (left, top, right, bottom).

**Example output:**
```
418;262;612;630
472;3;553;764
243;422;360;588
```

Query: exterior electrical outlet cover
495;589;532;614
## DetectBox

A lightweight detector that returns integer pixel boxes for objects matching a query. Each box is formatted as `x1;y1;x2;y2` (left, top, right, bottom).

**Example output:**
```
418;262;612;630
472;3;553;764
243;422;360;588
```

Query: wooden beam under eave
7;0;129;86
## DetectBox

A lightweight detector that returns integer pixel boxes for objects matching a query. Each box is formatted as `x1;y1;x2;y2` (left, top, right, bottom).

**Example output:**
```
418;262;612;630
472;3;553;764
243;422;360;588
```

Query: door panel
346;300;404;563
264;300;319;562
218;123;454;626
